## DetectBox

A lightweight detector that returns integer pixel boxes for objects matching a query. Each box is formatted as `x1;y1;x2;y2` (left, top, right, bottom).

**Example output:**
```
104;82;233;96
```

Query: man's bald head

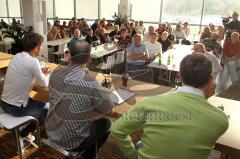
193;43;206;54
69;41;91;65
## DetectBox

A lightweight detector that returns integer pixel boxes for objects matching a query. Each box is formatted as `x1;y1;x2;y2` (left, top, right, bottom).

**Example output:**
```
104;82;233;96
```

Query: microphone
100;72;112;89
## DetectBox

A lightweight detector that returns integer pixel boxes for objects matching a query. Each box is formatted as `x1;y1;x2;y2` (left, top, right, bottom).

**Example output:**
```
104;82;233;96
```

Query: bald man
223;32;240;87
193;43;222;78
202;32;222;58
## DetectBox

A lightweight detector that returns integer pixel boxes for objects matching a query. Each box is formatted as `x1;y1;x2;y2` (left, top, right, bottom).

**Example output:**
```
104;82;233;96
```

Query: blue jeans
0;99;49;137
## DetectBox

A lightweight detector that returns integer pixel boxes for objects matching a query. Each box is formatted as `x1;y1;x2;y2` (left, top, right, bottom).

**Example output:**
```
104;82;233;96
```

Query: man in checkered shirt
45;41;114;159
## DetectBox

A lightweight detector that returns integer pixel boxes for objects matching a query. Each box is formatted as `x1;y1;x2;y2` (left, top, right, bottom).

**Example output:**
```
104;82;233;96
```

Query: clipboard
109;87;137;105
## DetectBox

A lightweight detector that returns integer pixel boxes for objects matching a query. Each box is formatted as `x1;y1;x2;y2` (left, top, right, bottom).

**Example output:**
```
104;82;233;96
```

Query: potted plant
112;12;133;26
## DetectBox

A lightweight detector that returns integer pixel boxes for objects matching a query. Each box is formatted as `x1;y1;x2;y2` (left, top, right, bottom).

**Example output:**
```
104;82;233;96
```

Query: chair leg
35;120;41;148
15;128;23;159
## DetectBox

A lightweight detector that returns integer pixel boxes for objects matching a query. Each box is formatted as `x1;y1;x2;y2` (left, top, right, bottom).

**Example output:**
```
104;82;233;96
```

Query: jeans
69;118;112;159
0;99;49;137
226;58;240;83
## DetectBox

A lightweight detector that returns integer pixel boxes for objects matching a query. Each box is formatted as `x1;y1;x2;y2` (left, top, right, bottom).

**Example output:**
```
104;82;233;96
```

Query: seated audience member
143;26;154;42
138;21;146;34
226;12;240;35
99;28;110;44
0;33;49;146
127;34;151;82
79;19;89;36
182;22;190;37
85;28;99;45
200;26;212;42
68;29;85;49
156;23;167;35
202;32;222;57
47;26;62;41
117;29;132;50
111;53;229;159
70;20;78;35
59;27;70;39
100;20;107;29
209;23;217;32
94;24;103;37
217;25;225;41
193;43;221;78
223;32;240;87
172;24;186;41
91;19;100;32
144;32;162;60
53;16;60;27
60;21;68;30
128;23;137;37
167;26;175;44
158;31;173;52
134;21;139;30
106;20;114;30
0;19;8;28
46;41;114;159
109;25;120;38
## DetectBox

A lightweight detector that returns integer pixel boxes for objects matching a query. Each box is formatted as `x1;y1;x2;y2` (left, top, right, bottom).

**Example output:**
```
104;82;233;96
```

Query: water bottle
167;53;171;65
158;53;162;65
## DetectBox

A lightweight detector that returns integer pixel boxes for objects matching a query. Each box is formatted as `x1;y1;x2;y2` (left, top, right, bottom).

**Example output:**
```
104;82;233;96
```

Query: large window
203;0;240;25
101;0;120;19
131;0;161;22
162;0;203;25
55;0;74;18
76;0;98;19
8;0;21;17
46;0;54;18
0;0;7;17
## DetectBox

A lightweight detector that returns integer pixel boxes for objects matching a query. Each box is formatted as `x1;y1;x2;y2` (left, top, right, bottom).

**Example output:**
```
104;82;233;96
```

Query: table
0;38;15;52
91;43;118;58
148;44;193;71
0;52;14;69
30;63;172;117
208;96;240;157
47;38;71;46
30;64;240;157
147;45;193;86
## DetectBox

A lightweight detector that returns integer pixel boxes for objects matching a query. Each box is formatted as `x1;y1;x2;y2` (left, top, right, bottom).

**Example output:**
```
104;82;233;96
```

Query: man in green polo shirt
111;54;229;159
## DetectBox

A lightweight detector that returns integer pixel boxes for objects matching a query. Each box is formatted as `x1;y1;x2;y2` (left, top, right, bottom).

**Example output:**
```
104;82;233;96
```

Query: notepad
109;88;137;105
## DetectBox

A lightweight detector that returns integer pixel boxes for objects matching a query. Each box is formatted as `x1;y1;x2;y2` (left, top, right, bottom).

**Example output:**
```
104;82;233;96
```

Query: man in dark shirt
91;19;100;32
109;25;120;38
158;31;173;52
85;28;99;45
227;12;240;34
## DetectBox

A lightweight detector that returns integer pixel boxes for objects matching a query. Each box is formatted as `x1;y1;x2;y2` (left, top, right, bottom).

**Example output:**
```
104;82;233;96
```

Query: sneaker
25;133;35;142
20;138;31;152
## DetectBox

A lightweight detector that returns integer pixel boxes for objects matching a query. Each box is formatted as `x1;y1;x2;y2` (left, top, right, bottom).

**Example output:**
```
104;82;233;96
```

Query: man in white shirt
144;32;162;60
193;43;222;79
172;24;186;40
0;33;49;142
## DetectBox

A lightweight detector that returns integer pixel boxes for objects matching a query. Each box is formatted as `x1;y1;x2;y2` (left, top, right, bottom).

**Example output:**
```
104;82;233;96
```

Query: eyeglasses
217;105;224;111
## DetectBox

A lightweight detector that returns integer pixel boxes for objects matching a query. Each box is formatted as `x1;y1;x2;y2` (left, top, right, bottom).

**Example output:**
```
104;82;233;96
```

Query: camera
222;16;231;26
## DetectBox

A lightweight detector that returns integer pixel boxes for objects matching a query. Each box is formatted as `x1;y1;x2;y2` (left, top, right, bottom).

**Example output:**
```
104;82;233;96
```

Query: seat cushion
0;113;34;130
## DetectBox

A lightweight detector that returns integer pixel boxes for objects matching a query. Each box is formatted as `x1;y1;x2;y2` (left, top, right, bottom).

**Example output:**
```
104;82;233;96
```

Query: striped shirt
144;41;162;57
45;66;113;150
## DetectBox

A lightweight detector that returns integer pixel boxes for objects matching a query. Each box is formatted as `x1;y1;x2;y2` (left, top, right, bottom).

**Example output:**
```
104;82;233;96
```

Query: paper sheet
109;88;136;105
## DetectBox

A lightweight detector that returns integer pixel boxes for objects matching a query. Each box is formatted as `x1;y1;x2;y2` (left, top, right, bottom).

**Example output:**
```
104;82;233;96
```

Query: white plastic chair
97;54;115;70
53;43;67;63
114;51;125;65
0;113;40;159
